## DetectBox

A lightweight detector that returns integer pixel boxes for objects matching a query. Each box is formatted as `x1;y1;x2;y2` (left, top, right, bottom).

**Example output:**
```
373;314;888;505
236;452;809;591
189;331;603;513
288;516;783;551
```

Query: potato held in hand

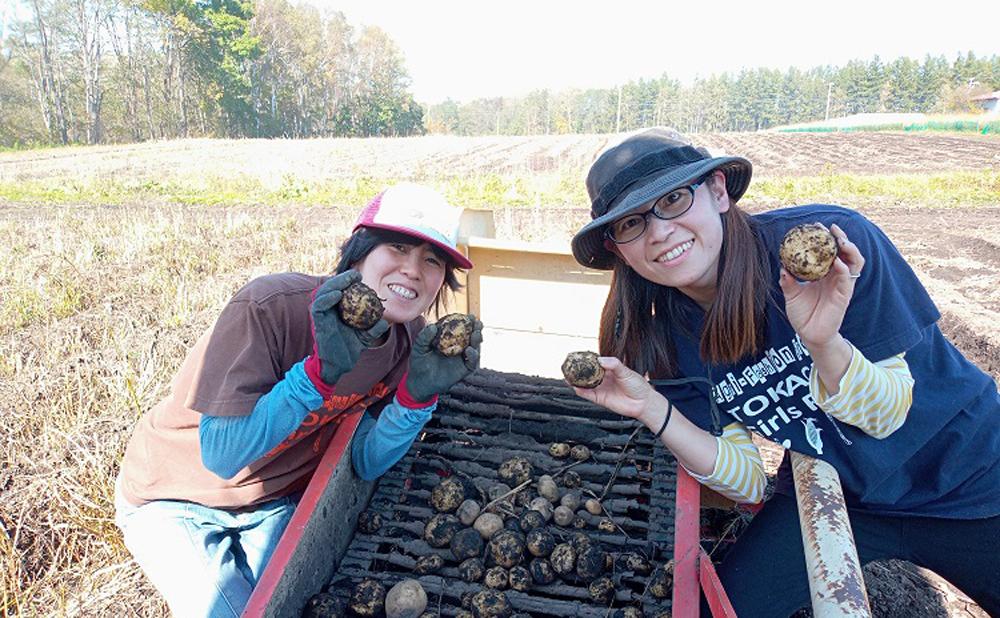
779;223;839;281
432;313;475;356
562;351;604;388
339;281;385;329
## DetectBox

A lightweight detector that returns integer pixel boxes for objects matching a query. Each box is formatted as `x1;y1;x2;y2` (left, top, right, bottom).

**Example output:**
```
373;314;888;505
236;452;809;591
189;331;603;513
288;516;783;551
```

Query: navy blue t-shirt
657;205;1000;518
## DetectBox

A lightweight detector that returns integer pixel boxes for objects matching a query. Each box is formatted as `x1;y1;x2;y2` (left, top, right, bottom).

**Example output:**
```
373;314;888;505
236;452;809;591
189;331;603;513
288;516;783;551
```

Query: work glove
305;270;389;392
402;317;483;404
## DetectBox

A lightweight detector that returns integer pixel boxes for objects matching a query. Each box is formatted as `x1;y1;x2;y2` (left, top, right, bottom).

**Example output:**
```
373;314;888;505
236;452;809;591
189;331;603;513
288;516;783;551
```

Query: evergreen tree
885;56;920;111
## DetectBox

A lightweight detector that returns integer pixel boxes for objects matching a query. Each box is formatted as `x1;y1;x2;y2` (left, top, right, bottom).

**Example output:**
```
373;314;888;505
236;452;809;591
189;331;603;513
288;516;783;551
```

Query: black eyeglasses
605;177;708;244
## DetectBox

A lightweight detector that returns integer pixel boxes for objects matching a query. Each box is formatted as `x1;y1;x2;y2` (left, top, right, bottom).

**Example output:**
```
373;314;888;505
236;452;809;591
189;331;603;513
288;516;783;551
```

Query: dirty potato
618;552;652;575
588;577;615;603
569;531;591;553
457;499;482;526
649;559;675;598
470;589;512;618
779;223;839;281
451;527;485;561
529;497;553;522
576;544;607;580
339;281;385;330
356;509;382;534
529;558;556;584
597;518;616;533
423;513;462;548
488;530;526;568
497;456;534;485
483;566;509;590
549;542;576;576
561;471;582;488
561;351;605;388
548;442;571;458
518;509;545;532
508;565;532;591
348;578;386;617
459;557;485;582
553;505;575;527
413;554;445;575
560;491;581;511
302;592;346;618
526;528;556;557
430;477;467;513
536;475;559;503
432;313;475;356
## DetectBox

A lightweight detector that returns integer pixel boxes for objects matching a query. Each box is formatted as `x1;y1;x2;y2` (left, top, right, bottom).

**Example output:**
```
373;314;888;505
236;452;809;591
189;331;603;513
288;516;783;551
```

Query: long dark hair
335;227;463;318
597;193;770;378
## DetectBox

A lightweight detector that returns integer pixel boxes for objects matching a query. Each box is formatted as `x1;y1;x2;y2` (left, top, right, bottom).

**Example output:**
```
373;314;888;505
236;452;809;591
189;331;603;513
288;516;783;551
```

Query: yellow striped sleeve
685;422;766;504
810;344;914;439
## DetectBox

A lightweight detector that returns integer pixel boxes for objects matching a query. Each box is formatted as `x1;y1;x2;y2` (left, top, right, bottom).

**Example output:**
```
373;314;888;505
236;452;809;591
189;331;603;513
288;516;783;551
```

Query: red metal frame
672;466;738;618
242;413;363;618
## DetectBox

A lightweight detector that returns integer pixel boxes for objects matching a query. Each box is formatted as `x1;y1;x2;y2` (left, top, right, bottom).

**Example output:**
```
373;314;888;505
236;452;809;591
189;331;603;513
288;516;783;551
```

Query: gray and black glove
401;317;483;404
304;270;388;394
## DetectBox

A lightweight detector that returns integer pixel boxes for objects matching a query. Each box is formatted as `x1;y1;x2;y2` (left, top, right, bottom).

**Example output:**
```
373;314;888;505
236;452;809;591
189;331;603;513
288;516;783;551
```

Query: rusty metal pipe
791;451;872;617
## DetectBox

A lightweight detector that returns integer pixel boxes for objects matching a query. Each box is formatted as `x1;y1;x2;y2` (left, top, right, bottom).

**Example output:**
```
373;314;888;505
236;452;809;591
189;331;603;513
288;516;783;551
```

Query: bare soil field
1;131;998;182
1;131;998;617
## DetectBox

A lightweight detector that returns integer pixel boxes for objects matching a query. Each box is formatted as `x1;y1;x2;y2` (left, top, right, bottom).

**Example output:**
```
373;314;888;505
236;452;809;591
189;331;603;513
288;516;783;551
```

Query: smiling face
353;240;447;324
612;171;731;307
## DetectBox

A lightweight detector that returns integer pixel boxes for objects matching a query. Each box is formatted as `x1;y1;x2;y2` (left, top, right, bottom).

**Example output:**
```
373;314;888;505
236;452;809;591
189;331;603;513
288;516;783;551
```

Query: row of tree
1;0;423;146
2;0;998;147
425;53;1000;136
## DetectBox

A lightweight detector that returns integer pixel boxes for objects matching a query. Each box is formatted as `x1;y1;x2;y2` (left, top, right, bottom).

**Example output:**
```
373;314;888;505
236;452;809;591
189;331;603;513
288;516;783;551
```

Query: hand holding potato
568;356;660;425
778;223;865;350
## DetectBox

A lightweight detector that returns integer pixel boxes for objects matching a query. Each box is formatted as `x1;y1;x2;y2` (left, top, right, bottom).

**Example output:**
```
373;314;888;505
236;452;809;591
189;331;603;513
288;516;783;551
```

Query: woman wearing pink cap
115;183;481;617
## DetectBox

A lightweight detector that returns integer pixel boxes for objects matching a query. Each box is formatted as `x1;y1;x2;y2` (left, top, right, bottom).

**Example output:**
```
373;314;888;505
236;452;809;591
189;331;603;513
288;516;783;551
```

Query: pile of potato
304;444;674;617
413;447;672;618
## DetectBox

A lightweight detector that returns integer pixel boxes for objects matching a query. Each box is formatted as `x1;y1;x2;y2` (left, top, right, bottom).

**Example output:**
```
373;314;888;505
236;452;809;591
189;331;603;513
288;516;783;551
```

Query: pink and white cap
353;183;473;269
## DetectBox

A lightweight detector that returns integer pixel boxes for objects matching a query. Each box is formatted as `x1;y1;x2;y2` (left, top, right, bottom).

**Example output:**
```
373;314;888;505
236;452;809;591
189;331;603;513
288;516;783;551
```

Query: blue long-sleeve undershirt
351;402;433;480
198;360;434;480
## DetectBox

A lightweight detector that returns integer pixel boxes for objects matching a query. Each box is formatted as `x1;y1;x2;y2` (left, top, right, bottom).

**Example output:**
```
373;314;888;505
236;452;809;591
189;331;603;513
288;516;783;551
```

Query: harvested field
1;131;998;617
1;132;997;182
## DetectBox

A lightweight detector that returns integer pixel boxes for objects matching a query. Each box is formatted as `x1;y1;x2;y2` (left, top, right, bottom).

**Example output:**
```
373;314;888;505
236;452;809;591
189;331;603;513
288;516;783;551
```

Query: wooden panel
461;239;612;378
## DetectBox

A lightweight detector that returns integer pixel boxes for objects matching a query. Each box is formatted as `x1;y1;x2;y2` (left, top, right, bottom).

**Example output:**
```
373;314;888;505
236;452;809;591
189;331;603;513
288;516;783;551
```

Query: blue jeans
114;479;297;618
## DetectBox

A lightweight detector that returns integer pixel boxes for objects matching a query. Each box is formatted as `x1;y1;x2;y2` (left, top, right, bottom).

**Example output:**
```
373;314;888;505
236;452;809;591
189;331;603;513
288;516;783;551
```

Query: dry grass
0;204;365;616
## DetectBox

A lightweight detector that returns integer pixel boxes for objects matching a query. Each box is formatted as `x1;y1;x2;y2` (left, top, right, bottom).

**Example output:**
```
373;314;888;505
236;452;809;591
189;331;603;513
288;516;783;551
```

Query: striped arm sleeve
810;345;914;439
685;422;766;505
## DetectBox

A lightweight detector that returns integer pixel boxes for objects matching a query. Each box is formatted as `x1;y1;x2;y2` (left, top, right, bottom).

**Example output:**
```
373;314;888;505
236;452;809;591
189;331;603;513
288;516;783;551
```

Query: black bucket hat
571;128;752;270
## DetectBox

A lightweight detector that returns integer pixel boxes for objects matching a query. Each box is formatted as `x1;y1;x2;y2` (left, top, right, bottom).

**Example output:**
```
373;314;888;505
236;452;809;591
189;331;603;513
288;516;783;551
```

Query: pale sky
310;0;999;104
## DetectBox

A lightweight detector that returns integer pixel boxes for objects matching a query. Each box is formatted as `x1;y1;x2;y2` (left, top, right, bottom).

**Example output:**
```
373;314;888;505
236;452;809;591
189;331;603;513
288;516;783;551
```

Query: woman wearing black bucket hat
569;128;1000;616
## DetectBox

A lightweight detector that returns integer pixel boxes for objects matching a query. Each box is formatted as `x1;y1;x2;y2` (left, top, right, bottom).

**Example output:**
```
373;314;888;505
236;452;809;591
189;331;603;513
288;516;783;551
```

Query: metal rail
791;452;872;617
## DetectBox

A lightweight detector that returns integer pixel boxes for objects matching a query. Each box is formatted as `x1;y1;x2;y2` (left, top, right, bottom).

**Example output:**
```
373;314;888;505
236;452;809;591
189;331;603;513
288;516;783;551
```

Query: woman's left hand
403;317;483;403
779;223;865;349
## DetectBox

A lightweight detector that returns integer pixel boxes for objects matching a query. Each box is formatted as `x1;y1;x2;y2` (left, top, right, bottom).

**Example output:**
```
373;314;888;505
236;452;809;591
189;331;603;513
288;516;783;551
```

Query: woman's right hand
570;357;660;424
309;270;388;386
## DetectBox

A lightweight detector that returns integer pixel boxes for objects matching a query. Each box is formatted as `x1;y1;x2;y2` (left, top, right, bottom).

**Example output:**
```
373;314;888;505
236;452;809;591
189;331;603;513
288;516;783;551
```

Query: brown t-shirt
119;272;417;509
